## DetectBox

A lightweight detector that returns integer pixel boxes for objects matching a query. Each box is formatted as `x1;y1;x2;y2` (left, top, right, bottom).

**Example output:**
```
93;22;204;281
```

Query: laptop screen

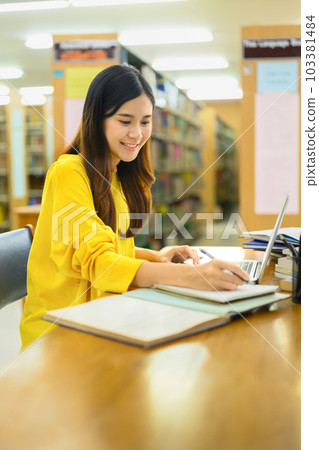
257;193;290;282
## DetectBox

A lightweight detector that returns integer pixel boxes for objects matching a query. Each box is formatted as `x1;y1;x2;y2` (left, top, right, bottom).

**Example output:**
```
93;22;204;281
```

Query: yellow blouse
20;154;145;349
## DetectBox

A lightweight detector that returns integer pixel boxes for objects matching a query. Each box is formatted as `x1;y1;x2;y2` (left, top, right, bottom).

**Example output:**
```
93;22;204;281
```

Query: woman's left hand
157;245;200;265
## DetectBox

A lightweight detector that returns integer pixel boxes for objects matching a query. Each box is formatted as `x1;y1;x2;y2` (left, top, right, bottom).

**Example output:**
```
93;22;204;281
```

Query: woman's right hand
182;259;250;291
131;258;250;291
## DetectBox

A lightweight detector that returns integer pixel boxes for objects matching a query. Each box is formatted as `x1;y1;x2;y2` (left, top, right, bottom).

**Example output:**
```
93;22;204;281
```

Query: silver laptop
236;193;290;284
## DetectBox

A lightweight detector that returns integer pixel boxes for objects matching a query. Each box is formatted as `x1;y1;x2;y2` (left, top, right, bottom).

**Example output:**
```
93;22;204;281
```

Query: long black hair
66;64;155;237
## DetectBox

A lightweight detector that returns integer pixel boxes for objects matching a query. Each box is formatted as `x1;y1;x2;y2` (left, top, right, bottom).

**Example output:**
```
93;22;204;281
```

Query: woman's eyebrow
116;113;152;118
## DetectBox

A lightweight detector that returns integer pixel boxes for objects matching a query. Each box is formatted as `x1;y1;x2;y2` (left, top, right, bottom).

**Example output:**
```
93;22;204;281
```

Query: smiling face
103;94;153;169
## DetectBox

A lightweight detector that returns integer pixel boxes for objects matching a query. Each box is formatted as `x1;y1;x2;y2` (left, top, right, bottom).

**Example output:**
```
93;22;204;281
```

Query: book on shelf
242;227;300;245
43;284;289;349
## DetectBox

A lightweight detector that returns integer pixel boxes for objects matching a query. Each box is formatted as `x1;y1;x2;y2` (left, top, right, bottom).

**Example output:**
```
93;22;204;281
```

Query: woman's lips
121;142;140;150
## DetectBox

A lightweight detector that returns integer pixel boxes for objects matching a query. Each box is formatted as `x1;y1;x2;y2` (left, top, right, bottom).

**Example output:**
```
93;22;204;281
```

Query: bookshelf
199;106;238;221
25;105;47;205
0;96;53;232
215;116;238;217
0;105;10;231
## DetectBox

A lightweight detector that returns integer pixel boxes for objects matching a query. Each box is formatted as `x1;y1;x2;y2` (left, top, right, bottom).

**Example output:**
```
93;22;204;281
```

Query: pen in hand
199;248;215;260
199;248;250;284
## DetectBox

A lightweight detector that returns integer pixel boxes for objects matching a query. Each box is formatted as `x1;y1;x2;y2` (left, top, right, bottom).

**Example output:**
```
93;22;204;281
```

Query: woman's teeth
122;142;138;148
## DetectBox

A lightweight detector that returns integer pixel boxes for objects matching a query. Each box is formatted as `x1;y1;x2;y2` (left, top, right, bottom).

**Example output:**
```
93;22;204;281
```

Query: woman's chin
121;151;139;162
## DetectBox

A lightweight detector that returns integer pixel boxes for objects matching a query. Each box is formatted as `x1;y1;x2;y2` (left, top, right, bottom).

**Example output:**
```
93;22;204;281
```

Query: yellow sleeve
49;158;145;294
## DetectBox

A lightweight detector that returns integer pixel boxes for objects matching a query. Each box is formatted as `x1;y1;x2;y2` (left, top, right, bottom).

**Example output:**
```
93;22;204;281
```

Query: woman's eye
120;120;130;125
141;121;151;126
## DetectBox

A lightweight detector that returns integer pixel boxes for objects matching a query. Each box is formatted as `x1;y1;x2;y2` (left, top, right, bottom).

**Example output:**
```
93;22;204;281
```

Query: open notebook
43;285;289;348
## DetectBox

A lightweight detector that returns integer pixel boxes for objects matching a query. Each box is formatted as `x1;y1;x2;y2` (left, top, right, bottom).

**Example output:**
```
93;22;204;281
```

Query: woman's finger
178;245;199;263
213;259;250;282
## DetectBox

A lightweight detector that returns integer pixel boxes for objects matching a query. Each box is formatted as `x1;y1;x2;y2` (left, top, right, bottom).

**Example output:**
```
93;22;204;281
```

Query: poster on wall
257;61;299;93
64;99;85;146
65;66;105;99
255;92;300;214
64;67;106;144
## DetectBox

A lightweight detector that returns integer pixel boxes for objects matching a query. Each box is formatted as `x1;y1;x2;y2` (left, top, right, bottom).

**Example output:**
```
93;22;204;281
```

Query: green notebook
125;287;288;317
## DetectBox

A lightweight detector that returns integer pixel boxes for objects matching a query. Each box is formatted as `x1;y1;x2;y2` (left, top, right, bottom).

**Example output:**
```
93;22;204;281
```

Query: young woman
20;65;248;349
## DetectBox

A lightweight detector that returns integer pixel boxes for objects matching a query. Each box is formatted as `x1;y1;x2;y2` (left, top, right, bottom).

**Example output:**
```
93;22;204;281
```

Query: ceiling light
25;34;53;49
19;86;54;95
119;28;212;46
0;1;69;12
175;75;238;90
152;56;229;71
0;68;24;79
187;87;243;101
21;94;47;105
70;0;186;6
0;96;10;106
0;86;10;95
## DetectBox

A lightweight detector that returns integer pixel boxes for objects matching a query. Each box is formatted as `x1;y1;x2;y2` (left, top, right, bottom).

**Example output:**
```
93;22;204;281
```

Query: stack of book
275;248;298;292
242;227;300;255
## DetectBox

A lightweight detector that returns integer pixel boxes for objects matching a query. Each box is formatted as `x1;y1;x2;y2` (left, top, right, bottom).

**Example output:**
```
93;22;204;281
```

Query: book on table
280;279;294;292
277;256;296;270
43;284;290;349
242;227;300;245
282;247;300;257
275;255;297;279
275;264;294;276
243;240;286;252
152;283;279;303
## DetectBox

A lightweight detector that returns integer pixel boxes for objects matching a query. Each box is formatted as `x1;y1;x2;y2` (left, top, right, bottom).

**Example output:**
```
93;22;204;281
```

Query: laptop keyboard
237;261;254;274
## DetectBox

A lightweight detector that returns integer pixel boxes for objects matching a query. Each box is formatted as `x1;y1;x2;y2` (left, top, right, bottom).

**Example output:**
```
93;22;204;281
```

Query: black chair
0;225;34;310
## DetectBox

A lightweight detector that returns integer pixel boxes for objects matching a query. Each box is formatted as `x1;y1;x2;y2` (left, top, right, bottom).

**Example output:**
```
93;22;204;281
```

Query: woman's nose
128;124;142;139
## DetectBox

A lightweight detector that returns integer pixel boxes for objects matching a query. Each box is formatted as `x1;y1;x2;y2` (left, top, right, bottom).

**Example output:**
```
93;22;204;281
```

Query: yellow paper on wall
65;67;105;99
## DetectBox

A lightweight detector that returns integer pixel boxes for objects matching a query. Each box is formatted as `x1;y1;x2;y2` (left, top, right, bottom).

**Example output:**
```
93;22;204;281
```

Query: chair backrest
0;225;34;310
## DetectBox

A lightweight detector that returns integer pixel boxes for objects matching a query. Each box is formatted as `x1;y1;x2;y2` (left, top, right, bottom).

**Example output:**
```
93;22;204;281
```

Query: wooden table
0;248;300;450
